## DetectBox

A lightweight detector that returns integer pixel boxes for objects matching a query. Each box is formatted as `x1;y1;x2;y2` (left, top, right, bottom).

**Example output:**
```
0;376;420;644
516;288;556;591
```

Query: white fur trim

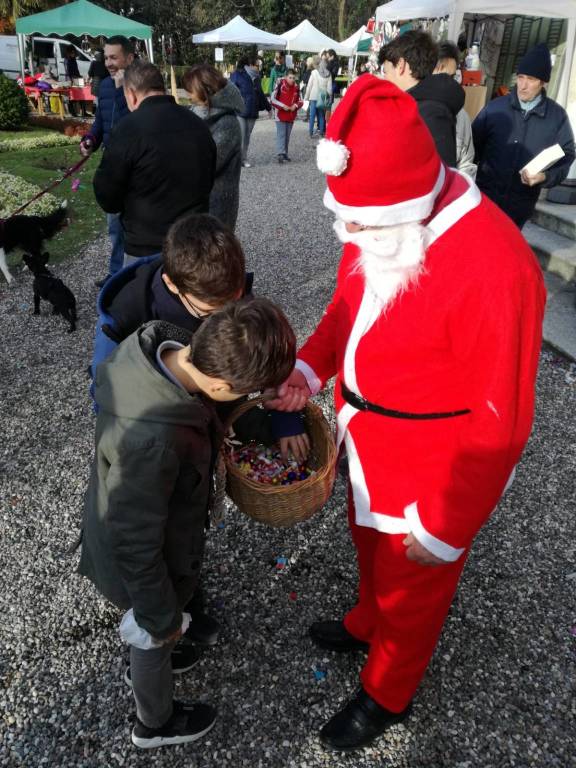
316;138;350;176
323;165;445;226
342;424;411;534
426;170;481;243
342;287;382;395
294;359;322;396
404;502;465;562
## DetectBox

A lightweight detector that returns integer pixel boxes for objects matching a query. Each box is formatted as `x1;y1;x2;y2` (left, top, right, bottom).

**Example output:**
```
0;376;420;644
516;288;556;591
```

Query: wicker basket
223;398;337;528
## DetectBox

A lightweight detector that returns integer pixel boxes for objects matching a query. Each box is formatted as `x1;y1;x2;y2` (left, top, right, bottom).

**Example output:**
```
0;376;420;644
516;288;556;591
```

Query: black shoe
320;688;412;752
184;612;220;647
95;275;110;288
124;643;202;687
131;700;216;749
277;154;285;164
309;620;370;653
283;154;291;162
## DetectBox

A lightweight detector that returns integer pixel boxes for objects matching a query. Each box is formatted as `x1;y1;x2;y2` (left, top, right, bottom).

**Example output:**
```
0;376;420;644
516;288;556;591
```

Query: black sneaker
278;155;285;164
124;643;202;687
131;700;217;749
283;154;291;162
184;613;220;647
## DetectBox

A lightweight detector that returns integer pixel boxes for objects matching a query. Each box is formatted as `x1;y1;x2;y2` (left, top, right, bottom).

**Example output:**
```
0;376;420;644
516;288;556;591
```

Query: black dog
0;204;68;284
23;252;77;333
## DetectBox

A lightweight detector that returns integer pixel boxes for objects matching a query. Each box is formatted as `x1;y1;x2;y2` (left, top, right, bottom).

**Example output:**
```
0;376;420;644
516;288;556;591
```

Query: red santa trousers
343;488;468;713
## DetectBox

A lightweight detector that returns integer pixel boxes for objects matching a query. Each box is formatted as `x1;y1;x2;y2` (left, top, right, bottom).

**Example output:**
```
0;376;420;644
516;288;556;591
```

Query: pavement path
1;119;575;768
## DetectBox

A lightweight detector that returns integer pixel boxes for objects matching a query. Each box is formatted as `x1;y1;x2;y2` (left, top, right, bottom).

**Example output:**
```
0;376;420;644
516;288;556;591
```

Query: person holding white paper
472;43;574;228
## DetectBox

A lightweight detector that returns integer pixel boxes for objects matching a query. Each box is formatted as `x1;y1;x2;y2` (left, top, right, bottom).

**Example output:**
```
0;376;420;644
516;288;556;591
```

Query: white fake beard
333;219;429;311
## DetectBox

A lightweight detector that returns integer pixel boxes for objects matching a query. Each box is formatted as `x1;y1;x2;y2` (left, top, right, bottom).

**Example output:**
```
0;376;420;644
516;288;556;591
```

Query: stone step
532;198;576;241
523;221;576;360
524;221;576;283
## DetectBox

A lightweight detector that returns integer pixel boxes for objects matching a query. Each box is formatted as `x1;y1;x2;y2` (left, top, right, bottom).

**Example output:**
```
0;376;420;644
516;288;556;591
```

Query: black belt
341;382;471;421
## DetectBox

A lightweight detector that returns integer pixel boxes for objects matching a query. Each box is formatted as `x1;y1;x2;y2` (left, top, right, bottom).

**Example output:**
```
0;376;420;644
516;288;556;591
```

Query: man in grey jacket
79;300;296;749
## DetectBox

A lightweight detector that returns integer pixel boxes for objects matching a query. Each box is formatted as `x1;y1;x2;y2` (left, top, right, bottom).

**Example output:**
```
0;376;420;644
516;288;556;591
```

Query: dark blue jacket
90;259;302;438
473;88;575;227
86;76;130;150
230;68;270;119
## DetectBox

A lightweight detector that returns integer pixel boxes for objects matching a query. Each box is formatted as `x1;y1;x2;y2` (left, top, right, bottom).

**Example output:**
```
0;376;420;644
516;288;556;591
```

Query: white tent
192;15;286;49
281;19;350;56
340;25;373;56
375;0;576;106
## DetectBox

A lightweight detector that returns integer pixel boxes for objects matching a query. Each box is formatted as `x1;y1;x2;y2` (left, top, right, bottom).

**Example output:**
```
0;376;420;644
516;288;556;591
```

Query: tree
0;0;50;25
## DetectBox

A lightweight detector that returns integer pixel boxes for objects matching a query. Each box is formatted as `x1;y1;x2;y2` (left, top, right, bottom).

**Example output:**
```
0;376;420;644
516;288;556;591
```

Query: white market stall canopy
192;15;286;49
340;25;373;56
281;19;350;55
374;0;576;105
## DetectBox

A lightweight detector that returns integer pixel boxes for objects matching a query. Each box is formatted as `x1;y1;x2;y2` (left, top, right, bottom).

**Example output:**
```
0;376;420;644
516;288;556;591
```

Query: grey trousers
130;641;176;728
275;121;293;157
237;117;256;162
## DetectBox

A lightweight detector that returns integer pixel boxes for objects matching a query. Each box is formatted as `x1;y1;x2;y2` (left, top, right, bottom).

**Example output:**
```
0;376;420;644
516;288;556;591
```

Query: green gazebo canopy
16;0;152;39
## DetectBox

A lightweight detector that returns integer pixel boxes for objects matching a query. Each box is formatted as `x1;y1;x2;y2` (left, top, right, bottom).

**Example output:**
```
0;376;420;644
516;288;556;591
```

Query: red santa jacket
297;169;546;560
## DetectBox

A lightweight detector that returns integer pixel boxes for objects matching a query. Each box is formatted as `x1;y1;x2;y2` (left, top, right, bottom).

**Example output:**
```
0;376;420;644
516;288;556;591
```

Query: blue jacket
473;88;575;227
230;68;270;119
86;76;130;150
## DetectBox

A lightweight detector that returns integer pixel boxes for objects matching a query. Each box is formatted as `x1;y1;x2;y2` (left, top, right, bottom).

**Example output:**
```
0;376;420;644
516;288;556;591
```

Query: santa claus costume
294;76;546;750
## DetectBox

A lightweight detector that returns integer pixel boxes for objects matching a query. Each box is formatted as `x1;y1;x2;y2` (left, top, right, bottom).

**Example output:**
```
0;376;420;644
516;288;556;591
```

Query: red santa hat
317;76;444;226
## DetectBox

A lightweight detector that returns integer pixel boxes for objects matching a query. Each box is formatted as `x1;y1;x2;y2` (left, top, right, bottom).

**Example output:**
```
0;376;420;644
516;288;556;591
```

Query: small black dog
23;252;77;333
0;204;68;284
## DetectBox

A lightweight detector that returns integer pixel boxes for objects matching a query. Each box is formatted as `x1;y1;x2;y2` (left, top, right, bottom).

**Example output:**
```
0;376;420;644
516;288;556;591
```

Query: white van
0;36;92;81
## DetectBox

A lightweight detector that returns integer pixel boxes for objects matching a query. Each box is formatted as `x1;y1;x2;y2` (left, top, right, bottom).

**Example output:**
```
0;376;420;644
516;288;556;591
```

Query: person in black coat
93;61;216;263
230;54;271;168
379;31;464;167
473;43;575;228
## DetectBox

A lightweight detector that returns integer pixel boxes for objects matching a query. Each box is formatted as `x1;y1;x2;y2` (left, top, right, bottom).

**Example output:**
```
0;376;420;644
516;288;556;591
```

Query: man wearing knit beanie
267;75;546;751
473;42;574;228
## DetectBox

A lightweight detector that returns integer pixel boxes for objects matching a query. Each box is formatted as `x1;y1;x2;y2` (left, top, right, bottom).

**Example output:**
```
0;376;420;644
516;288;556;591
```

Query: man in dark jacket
230;54;271;167
473;43;575;229
93;61;216;263
81;36;134;285
379;31;464;167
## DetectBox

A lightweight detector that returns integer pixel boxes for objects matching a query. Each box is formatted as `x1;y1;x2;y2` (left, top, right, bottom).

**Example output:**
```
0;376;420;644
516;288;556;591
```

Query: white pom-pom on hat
317;138;350;177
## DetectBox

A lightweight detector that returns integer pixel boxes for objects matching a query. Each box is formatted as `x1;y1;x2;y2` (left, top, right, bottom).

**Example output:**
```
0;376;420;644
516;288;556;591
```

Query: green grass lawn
0;127;55;140
1;136;105;266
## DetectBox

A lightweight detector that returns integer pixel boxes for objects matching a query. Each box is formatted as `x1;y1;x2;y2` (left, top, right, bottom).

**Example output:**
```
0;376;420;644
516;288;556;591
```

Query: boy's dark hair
124;60;165;93
190;298;296;394
379;31;438;81
437;41;460;65
327;49;337;58
285;68;296;77
106;35;134;56
163;214;245;305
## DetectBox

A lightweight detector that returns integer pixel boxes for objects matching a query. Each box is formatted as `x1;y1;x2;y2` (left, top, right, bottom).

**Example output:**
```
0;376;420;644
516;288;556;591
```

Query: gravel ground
1;119;575;768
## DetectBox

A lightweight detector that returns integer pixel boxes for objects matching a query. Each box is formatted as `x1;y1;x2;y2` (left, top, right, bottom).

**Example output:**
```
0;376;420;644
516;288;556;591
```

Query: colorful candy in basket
228;442;315;486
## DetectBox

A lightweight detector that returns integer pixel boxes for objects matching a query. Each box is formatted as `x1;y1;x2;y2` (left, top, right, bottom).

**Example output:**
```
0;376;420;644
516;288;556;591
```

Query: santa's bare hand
264;369;311;411
279;432;310;463
403;534;446;566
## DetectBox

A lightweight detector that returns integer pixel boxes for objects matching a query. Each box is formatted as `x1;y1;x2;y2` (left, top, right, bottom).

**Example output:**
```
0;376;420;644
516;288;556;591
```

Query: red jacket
271;78;303;123
297;170;545;560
